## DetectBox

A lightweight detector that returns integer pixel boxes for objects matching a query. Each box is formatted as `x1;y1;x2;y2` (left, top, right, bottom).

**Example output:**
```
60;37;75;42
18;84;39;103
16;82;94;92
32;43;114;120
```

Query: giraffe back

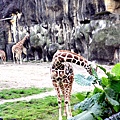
52;50;94;75
51;62;74;83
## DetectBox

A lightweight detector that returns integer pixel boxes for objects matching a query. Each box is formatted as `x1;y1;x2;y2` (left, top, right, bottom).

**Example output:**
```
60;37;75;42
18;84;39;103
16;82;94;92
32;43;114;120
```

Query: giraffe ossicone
50;50;96;120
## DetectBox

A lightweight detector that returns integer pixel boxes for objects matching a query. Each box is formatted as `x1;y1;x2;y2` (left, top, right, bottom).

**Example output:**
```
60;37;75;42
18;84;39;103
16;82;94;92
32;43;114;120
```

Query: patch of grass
0;94;80;120
0;87;53;99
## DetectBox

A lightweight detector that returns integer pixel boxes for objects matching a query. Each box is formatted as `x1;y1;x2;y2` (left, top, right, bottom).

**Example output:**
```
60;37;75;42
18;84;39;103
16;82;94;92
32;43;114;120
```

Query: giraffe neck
52;50;93;75
20;36;28;44
16;35;28;46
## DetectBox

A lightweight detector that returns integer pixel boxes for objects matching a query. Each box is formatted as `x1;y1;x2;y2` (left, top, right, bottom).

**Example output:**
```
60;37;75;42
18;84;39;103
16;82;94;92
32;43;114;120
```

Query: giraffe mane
52;50;96;75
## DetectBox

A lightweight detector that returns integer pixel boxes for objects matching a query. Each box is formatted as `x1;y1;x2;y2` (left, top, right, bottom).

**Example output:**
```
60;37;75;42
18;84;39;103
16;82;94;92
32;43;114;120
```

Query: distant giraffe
12;32;30;64
0;50;6;64
50;50;96;120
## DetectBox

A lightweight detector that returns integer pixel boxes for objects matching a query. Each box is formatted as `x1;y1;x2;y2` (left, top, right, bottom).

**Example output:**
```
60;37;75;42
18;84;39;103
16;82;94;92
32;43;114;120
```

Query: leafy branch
69;63;120;120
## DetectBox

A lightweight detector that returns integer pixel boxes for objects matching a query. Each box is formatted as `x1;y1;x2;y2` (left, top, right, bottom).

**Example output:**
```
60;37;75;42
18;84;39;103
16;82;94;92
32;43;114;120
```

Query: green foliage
106;94;119;107
93;87;103;94
69;103;103;120
74;74;96;86
111;63;120;76
75;92;86;102
70;63;120;120
74;93;101;111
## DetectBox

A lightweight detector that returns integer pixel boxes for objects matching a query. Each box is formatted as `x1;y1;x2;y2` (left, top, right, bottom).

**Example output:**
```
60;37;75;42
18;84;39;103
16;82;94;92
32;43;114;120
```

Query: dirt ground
0;62;113;93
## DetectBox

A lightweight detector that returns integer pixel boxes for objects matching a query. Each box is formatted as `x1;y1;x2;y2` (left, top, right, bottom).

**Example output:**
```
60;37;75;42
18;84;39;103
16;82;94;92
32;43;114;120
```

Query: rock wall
0;0;120;63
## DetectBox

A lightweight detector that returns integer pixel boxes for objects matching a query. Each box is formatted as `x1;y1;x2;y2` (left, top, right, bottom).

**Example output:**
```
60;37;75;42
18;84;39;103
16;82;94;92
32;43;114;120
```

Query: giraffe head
25;32;30;38
88;61;97;75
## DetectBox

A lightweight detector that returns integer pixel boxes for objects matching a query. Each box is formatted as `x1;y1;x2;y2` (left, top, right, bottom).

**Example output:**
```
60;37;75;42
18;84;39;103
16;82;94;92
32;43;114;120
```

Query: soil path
0;62;113;104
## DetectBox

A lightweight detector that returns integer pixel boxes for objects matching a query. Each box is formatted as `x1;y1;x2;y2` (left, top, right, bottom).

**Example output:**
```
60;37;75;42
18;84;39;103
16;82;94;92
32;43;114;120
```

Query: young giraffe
50;50;96;120
12;32;30;64
0;50;6;64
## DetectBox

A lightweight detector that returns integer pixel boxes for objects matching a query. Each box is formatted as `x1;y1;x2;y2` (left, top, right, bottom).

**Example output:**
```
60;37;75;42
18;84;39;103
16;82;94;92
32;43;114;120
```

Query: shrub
69;63;120;120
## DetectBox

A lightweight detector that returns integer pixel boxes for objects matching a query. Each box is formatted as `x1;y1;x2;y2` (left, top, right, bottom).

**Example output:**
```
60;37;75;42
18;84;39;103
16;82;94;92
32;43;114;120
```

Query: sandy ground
0;61;114;104
0;62;52;90
0;62;113;92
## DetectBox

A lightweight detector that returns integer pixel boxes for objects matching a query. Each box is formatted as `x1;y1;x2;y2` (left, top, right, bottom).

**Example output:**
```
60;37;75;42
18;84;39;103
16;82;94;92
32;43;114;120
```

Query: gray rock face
0;0;120;63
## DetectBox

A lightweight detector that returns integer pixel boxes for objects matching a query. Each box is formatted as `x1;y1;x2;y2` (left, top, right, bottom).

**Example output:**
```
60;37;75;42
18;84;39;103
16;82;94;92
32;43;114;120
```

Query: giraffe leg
3;55;6;64
59;82;67;116
63;83;71;119
52;80;62;120
1;57;3;64
1;56;6;64
68;77;74;117
19;54;22;64
63;77;74;119
15;53;19;64
13;52;16;64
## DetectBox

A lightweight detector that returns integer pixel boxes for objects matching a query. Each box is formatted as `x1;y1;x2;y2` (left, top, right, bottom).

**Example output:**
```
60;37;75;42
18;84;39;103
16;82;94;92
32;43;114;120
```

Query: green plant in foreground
69;63;120;120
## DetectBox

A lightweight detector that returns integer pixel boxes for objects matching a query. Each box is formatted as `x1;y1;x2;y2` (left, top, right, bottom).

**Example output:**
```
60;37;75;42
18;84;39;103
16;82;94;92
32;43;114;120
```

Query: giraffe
12;32;30;64
0;50;6;64
50;50;96;120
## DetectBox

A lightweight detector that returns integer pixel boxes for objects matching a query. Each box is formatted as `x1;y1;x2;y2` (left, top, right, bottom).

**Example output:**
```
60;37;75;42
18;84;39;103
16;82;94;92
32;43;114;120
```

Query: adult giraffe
50;50;96;120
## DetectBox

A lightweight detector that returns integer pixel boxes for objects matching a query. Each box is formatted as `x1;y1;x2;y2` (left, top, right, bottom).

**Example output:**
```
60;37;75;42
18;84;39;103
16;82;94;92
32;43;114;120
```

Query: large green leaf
101;77;109;87
98;92;105;103
69;103;102;120
113;106;120;112
76;93;86;102
109;80;120;93
108;75;120;81
104;88;116;98
74;74;95;86
68;110;94;120
97;65;107;74
111;63;120;76
93;87;103;94
106;94;119;106
74;93;100;111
